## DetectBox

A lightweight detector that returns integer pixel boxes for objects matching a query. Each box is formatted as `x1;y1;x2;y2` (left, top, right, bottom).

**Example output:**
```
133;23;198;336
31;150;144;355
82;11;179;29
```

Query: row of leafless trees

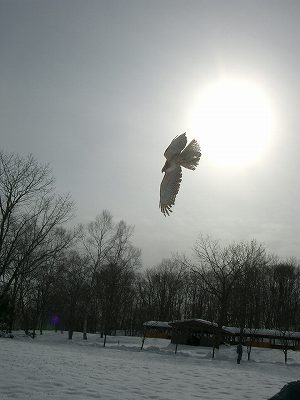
1;150;300;344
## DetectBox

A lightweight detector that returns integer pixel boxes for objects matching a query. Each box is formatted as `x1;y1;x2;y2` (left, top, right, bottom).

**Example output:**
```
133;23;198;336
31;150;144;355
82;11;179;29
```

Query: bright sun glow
189;78;275;167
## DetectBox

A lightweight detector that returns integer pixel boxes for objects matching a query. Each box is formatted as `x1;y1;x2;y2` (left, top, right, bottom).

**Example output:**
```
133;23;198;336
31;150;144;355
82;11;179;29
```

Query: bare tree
137;258;186;323
229;241;267;337
82;211;141;340
182;270;213;321
96;262;136;343
52;250;89;339
0;152;48;289
0;151;74;329
190;236;266;350
268;261;300;363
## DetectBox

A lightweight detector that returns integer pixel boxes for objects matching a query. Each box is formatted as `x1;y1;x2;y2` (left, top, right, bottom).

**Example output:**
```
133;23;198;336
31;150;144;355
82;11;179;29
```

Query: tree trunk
39;314;44;335
68;330;73;340
83;318;87;340
8;313;14;333
39;309;45;335
32;315;38;338
8;300;16;333
215;324;223;349
239;327;244;344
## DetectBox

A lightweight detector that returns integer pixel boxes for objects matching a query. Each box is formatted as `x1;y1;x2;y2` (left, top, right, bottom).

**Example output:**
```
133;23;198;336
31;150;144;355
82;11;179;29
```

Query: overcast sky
1;0;300;267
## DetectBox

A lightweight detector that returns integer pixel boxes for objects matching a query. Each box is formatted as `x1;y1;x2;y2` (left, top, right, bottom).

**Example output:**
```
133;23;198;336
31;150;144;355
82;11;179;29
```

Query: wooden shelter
169;319;231;346
143;319;300;351
225;327;300;350
142;321;172;339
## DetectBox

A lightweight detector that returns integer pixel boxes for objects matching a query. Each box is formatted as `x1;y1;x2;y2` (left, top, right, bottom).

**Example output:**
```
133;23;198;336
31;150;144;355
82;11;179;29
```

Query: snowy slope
1;331;300;399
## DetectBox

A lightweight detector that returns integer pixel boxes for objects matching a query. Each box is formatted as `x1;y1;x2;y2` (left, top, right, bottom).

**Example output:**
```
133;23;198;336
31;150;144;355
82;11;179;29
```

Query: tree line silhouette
0;150;299;342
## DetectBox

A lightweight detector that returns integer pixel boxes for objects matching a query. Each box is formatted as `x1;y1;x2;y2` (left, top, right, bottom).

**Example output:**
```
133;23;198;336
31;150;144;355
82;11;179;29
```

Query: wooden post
141;334;145;350
247;340;252;361
212;333;216;358
284;347;288;364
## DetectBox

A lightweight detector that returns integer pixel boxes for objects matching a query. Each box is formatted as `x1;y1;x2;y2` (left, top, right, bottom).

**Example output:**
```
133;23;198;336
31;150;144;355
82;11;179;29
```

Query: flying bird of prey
160;132;201;216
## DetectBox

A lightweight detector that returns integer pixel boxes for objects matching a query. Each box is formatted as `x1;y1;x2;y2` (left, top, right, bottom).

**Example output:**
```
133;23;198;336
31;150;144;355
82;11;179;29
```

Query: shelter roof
225;326;300;340
169;319;232;334
143;321;171;329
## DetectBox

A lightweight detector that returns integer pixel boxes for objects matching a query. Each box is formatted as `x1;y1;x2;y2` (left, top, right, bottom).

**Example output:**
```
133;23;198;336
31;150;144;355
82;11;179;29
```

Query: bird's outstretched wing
164;133;187;160
160;165;182;216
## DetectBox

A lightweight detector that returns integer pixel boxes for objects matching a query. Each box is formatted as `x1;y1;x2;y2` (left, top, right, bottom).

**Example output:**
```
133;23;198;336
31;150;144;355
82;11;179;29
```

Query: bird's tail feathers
179;139;201;170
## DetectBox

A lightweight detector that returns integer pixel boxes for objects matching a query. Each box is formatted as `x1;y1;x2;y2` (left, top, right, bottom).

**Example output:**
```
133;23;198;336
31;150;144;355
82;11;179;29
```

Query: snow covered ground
1;331;300;399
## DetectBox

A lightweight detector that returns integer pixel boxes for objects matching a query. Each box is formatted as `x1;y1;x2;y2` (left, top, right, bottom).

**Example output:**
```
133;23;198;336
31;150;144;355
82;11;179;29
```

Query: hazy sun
189;77;275;167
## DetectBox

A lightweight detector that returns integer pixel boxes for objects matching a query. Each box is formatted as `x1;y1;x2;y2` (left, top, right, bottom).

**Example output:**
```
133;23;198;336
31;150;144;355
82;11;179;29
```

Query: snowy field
1;331;300;399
